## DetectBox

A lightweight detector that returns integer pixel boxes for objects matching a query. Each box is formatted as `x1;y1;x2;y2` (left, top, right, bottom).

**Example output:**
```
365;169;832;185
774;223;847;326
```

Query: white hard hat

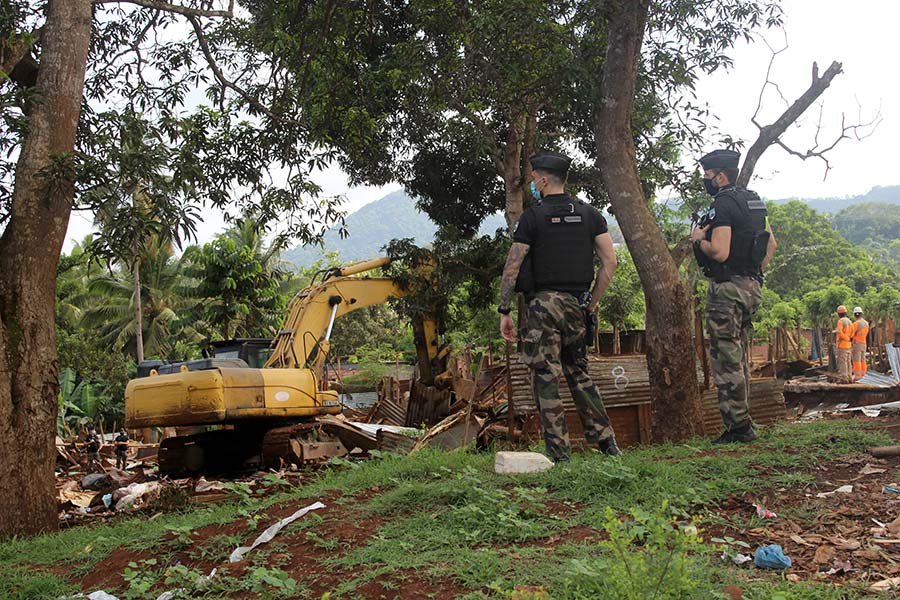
853;306;863;314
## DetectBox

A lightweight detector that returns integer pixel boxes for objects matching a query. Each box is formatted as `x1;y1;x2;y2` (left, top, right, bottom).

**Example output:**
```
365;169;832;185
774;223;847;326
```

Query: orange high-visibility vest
836;316;853;349
852;318;869;344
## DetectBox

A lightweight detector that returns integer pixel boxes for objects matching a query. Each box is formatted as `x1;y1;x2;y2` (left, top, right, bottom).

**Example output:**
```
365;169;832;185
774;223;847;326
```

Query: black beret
700;149;740;171
529;151;571;175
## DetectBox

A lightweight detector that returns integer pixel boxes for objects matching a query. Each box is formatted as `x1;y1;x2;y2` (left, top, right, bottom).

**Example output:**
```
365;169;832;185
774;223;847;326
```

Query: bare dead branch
751;35;789;130
773;104;882;180
737;60;843;188
92;0;234;19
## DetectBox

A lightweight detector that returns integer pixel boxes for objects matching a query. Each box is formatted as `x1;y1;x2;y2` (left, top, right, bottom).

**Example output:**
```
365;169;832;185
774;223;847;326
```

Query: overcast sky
64;0;898;251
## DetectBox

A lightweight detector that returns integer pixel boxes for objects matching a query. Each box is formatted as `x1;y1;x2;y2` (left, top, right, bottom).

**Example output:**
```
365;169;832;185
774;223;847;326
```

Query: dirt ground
39;415;900;598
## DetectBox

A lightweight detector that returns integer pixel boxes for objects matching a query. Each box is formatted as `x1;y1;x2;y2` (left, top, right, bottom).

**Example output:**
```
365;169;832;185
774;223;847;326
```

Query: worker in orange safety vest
834;305;854;382
851;306;869;381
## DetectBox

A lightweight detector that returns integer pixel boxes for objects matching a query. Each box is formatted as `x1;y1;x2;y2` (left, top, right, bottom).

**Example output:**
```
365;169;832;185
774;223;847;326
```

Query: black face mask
703;178;719;196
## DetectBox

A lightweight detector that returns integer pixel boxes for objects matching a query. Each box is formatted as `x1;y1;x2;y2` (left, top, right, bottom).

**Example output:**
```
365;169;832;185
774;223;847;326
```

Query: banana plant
57;368;103;436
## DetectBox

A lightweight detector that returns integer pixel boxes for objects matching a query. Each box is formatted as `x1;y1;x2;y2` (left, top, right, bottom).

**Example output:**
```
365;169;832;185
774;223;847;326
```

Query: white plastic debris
229;501;326;562
494;451;555;474
87;593;120;600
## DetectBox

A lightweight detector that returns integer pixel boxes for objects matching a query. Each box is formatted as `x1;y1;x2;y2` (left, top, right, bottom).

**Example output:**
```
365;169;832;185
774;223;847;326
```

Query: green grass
1;419;892;599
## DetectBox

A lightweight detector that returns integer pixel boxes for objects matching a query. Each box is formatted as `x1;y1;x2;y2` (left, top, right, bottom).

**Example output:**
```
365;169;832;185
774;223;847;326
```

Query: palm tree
81;236;202;360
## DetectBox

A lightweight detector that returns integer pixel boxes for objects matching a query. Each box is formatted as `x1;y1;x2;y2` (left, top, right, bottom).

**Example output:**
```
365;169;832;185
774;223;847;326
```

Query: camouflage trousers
707;276;762;431
521;291;614;462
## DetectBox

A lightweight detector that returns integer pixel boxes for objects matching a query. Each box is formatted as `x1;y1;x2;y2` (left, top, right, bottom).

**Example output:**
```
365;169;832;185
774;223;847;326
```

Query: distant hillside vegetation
283;190;623;268
282;191;507;268
774;184;900;214
833;202;900;245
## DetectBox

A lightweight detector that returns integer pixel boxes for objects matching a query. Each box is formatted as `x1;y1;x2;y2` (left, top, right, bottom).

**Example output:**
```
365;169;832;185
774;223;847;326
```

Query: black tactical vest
515;195;596;294
700;187;769;280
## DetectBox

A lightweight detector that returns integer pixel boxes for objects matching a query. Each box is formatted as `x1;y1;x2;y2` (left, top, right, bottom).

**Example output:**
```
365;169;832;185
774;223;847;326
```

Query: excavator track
261;422;348;469
158;429;263;477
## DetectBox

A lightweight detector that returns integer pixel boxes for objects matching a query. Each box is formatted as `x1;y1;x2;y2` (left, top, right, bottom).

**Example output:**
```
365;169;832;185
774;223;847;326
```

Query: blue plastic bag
754;544;792;569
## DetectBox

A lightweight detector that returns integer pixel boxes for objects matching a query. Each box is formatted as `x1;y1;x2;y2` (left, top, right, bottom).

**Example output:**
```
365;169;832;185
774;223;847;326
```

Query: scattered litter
88;593;120;600
194;478;225;493
882;485;900;494
229;501;326;562
754;544;791;569
858;464;887;476
722;551;753;566
816;485;853;498
101;493;112;509
752;503;777;518
825;558;853;576
80;474;110;491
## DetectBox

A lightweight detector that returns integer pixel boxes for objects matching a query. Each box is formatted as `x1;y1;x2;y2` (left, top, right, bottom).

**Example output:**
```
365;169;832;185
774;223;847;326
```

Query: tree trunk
133;249;144;363
0;0;93;538
593;0;704;442
612;323;621;355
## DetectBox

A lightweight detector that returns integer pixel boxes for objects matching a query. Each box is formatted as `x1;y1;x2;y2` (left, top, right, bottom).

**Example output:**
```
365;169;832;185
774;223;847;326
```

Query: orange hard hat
837;305;847;314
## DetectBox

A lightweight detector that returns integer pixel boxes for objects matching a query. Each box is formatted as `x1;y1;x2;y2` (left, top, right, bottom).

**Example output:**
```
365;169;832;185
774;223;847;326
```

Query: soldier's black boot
712;423;757;444
598;437;621;456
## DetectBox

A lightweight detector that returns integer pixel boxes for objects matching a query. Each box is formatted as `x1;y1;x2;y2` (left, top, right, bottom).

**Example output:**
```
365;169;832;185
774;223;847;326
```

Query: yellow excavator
125;256;444;475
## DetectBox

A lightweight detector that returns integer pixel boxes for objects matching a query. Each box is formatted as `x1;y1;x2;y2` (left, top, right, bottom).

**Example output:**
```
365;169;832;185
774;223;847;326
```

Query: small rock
494;451;554;474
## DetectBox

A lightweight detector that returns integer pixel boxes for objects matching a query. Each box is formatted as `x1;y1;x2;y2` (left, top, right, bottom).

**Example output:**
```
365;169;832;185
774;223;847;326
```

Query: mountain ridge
282;185;900;268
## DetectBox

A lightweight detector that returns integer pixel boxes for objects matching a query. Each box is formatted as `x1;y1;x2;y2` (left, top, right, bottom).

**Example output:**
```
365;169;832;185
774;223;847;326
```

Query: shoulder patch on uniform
707;207;716;221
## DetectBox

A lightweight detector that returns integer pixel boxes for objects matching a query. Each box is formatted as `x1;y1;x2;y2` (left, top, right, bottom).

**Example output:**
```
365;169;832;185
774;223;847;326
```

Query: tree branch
92;0;235;19
185;15;275;119
737;59;843;188
448;98;504;174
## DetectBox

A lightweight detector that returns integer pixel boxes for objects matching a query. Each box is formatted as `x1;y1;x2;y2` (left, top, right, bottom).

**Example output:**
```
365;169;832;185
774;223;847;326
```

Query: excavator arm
264;257;440;380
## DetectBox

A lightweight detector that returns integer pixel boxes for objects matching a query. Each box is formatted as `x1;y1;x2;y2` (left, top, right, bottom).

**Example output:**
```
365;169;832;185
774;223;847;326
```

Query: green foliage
57;367;104;435
833;202;900;246
765;201;893;300
598;249;645;331
563;503;704;600
329;305;414;362
188;220;289;340
79;237;203;361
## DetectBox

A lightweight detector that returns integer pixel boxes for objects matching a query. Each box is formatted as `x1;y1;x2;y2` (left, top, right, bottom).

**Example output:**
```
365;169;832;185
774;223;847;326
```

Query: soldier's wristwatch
497;306;511;315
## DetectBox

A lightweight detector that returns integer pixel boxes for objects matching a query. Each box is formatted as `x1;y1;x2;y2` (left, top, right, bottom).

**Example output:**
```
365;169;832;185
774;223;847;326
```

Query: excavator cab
207;338;274;368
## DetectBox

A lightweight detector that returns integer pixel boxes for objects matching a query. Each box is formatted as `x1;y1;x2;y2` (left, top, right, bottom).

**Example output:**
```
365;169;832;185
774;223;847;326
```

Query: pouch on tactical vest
700;188;769;281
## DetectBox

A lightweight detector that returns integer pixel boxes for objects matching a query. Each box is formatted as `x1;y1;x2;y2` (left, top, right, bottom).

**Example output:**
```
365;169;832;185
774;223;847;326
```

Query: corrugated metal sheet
405;381;452;427
859;370;900;387
498;352;785;445
508;354;652;416
887;343;900;383
703;379;786;433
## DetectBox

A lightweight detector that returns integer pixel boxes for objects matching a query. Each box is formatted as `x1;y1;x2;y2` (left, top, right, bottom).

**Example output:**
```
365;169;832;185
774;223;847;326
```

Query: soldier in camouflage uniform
498;151;620;462
692;149;777;444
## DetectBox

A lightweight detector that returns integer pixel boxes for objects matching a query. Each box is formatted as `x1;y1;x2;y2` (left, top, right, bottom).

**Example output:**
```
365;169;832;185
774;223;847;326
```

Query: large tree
0;0;351;537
